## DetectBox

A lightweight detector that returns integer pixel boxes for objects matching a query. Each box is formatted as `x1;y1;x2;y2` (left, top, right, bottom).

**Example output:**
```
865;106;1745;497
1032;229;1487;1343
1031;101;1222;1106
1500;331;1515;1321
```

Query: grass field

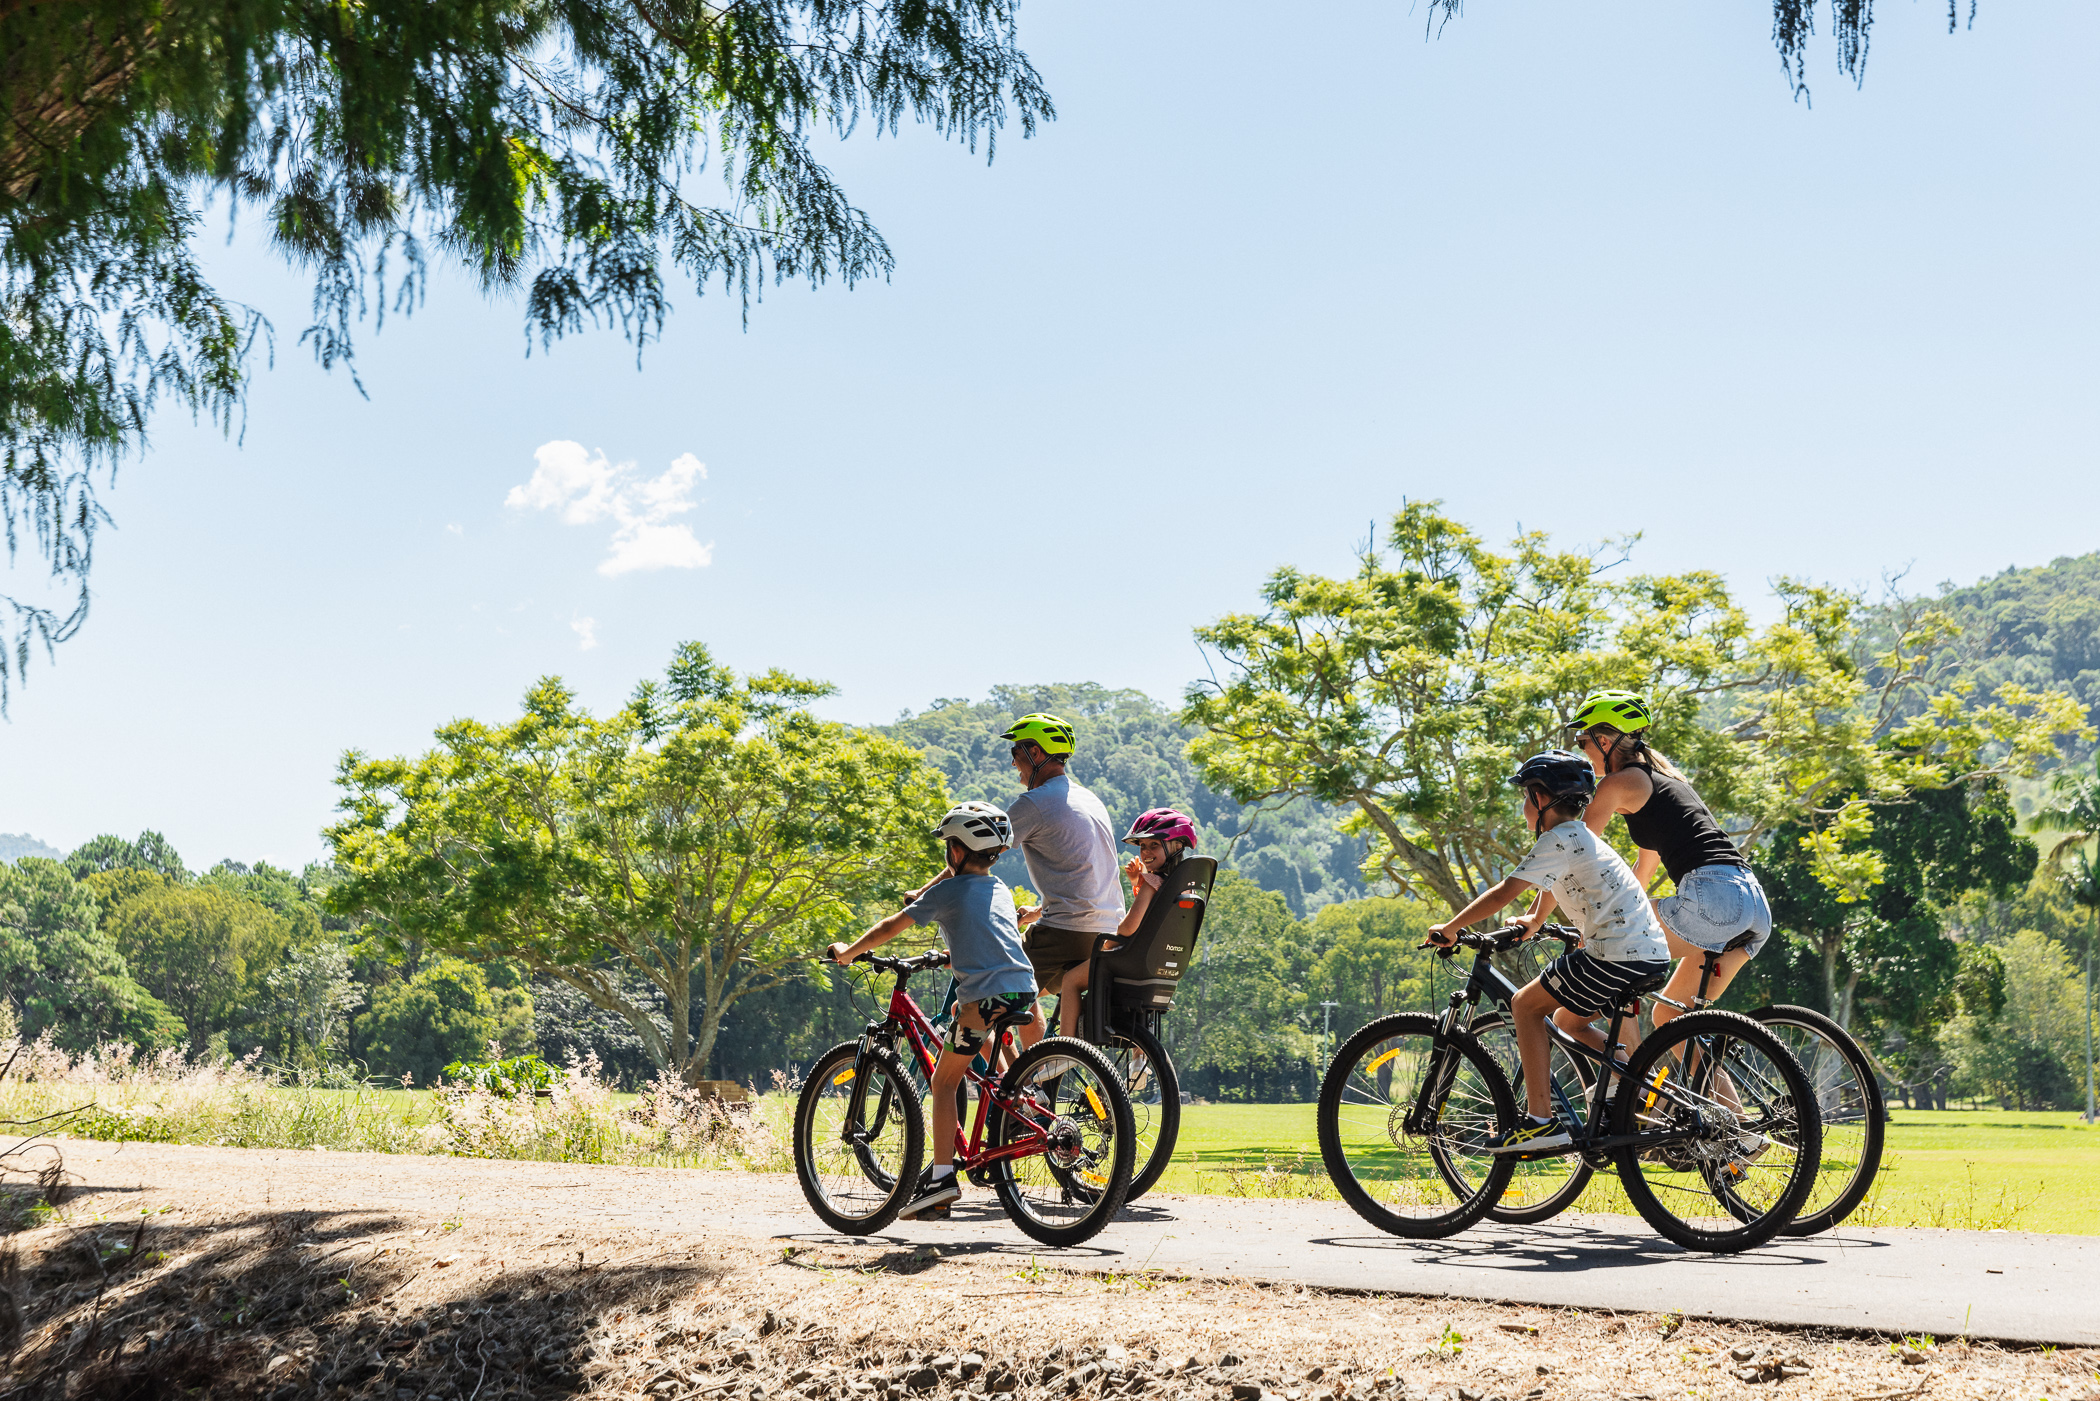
1143;1103;2100;1234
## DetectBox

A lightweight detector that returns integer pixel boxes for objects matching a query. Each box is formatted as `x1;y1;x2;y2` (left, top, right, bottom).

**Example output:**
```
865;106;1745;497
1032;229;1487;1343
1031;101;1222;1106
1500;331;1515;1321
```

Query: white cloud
508;442;714;575
572;616;599;651
445;523;464;536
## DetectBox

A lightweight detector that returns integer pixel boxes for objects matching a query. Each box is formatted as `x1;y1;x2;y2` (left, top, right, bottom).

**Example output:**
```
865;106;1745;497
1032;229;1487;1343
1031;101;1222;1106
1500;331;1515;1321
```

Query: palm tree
2032;758;2100;1122
2065;852;2100;1124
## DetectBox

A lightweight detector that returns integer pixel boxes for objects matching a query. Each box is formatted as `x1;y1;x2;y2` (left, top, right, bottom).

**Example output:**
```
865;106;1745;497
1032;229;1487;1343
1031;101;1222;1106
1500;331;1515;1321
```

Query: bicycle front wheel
794;1041;924;1235
1611;1010;1820;1253
1317;1013;1517;1239
1751;1004;1885;1236
1101;1021;1180;1200
1470;1011;1598;1225
987;1036;1136;1247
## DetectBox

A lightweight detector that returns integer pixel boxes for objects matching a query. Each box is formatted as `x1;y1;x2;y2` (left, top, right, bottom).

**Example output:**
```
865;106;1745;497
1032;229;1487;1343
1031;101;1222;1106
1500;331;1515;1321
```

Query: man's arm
1427;875;1536;946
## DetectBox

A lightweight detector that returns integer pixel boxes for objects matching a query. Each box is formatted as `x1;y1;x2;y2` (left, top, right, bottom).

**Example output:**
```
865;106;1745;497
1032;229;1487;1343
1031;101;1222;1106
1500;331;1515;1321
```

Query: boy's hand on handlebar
825;941;853;966
1017;904;1043;927
1423;923;1454;949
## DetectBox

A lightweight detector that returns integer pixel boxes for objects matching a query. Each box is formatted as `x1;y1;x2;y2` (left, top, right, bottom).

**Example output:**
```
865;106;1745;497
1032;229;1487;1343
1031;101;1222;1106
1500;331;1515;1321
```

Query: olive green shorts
1023;924;1097;992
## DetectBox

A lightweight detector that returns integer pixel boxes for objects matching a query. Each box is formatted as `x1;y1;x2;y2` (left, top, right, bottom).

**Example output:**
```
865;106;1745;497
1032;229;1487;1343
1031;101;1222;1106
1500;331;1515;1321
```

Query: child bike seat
1079;855;1218;1045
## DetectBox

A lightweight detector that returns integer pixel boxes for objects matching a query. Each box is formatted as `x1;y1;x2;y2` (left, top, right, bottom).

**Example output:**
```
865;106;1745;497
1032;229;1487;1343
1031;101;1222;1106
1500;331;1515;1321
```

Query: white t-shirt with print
1510;820;1670;964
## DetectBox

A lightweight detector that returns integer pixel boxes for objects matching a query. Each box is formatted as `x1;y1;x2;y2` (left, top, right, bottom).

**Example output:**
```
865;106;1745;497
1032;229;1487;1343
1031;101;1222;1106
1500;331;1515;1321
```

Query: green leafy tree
1949;930;2085;1109
104;886;293;1042
0;858;184;1049
358;956;528;1085
263;941;365;1067
64;831;189;883
1303;895;1437;1033
1182;504;2087;915
328;642;946;1084
0;0;1048;704
1161;872;1316;1099
1755;780;2034;1032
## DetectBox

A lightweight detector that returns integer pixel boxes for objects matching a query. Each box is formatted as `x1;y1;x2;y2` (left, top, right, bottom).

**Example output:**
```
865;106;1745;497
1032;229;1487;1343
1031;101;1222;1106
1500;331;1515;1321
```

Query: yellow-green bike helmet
1568;690;1653;734
1000;712;1076;755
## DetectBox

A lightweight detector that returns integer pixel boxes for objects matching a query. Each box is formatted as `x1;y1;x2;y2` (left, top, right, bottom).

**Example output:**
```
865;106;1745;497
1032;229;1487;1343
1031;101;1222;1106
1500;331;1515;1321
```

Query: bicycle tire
1610;1010;1820;1253
794;1041;924;1235
1469;1010;1598;1225
1101;1020;1180;1200
1317;1013;1518;1239
987;1036;1136;1247
1749;1004;1885;1236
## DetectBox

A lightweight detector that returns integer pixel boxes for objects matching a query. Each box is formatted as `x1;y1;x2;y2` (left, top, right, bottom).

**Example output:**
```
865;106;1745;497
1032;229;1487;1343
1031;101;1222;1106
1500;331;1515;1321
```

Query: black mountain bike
1467;929;1885;1235
1317;925;1823;1253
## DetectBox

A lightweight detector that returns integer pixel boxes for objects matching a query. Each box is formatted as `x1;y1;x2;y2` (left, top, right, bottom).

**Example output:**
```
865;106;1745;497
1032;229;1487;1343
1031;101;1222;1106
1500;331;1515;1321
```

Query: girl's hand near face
1125;854;1160;892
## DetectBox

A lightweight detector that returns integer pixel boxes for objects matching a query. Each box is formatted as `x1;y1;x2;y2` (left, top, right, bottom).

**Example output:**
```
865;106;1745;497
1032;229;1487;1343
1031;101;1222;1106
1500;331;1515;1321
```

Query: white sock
930;1164;955;1180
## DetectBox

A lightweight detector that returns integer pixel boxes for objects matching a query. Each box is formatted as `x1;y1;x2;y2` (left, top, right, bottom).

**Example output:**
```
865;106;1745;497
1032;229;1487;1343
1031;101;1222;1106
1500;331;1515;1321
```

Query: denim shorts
1655;862;1772;957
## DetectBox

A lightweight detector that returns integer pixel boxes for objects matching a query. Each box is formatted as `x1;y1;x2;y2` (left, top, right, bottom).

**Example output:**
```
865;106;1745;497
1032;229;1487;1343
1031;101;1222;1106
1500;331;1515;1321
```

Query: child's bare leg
1057;962;1090;1037
1553;1006;1607;1055
931;1004;988;1166
1511;979;1566;1120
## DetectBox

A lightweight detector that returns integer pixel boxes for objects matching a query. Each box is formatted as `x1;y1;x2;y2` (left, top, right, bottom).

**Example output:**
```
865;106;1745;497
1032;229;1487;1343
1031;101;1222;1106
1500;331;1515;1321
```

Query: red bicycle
793;949;1136;1247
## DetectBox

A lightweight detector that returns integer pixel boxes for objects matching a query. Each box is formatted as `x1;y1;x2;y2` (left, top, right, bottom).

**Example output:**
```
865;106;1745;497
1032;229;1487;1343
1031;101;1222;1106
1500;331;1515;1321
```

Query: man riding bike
1000;712;1126;1039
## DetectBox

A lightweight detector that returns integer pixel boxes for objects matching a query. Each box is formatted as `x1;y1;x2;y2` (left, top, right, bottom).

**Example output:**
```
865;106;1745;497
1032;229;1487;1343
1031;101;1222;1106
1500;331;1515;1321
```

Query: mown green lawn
1141;1103;2100;1234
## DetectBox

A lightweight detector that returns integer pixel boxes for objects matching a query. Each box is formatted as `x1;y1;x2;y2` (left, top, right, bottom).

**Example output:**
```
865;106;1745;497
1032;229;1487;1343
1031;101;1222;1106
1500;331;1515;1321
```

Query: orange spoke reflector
832;1067;856;1086
1085;1086;1107;1119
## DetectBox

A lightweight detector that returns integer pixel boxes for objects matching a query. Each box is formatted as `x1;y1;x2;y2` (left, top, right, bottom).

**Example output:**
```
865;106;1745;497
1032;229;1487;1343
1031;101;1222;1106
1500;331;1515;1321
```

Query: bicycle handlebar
849;949;951;975
1419;922;1581;956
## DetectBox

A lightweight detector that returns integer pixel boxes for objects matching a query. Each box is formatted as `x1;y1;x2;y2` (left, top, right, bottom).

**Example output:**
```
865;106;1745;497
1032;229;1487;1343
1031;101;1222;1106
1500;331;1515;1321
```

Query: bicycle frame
843;957;1069;1174
1421;928;1737;1160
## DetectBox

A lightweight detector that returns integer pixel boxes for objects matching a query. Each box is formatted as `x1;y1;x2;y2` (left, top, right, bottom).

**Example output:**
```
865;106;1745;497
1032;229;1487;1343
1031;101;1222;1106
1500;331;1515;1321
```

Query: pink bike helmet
1123;808;1199;850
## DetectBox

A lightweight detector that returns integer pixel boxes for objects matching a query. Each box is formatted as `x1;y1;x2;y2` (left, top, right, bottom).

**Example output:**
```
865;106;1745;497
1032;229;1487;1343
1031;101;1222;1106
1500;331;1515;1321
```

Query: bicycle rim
990;1037;1135;1247
793;1042;922;1234
1470;1012;1598;1224
1317;1013;1516;1239
1611;1010;1820;1253
1103;1022;1180;1200
1752;1005;1885;1236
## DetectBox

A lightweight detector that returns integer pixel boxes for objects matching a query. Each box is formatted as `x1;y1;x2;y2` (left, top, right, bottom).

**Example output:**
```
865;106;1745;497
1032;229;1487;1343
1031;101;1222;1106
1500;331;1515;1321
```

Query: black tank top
1621;769;1745;884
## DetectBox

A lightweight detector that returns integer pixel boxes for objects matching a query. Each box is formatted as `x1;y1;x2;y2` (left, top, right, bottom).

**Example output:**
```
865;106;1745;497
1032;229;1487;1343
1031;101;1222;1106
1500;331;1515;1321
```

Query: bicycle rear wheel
1317;1013;1517;1239
794;1041;924;1235
1611;1010;1820;1253
987;1036;1135;1247
1751;1004;1885;1236
1101;1020;1180;1201
1469;1011;1598;1224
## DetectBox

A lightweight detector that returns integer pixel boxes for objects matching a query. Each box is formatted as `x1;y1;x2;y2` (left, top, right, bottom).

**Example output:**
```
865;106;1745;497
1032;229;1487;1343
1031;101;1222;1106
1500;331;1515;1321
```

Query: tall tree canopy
0;0;1049;702
1182;503;2087;914
326;642;946;1083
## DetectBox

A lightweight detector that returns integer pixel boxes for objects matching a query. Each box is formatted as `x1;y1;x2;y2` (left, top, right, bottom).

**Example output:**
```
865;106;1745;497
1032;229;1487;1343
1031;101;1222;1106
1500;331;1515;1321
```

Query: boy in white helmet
829;800;1042;1219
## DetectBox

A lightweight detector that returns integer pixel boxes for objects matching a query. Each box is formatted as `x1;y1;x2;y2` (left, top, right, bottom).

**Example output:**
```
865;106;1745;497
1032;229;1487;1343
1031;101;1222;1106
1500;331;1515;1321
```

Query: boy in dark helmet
1427;750;1672;1155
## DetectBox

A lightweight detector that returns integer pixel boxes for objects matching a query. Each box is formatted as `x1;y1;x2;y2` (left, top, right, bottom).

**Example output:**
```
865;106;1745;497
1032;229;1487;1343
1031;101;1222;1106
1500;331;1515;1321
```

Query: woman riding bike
1525;689;1772;1048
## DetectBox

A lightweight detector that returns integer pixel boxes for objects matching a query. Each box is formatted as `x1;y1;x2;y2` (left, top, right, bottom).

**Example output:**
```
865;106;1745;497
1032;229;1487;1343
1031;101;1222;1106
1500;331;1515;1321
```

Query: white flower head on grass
508;441;714;576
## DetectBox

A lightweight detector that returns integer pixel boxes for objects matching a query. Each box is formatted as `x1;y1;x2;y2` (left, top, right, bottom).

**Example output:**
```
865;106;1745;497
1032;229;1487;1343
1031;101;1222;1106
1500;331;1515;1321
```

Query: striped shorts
1540;949;1673;1018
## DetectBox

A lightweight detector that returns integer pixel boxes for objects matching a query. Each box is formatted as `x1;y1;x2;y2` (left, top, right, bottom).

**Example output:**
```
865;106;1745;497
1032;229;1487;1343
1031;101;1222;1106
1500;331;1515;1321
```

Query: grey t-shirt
902;872;1038;1002
1007;775;1125;935
1510;820;1671;964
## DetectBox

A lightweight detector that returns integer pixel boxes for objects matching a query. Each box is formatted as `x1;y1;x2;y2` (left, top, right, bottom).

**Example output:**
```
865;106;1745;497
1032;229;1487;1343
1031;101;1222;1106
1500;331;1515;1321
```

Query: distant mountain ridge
0;832;62;864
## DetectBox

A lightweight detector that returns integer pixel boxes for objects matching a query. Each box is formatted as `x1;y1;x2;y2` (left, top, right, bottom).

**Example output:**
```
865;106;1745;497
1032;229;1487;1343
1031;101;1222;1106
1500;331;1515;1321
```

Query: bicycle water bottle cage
1080;855;1218;1045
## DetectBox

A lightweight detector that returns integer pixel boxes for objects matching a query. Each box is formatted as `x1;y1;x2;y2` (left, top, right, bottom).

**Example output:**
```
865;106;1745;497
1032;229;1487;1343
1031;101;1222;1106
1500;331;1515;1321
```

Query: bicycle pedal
966;1166;996;1188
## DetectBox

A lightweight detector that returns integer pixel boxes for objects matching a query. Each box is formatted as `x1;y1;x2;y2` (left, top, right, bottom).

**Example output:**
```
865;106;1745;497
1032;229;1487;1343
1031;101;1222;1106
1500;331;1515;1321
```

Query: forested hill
875;684;1367;915
1930;552;2100;764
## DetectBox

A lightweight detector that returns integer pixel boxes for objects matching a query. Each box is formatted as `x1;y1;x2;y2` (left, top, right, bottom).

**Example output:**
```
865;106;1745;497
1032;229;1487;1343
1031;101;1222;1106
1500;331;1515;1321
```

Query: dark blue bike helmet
1508;749;1597;805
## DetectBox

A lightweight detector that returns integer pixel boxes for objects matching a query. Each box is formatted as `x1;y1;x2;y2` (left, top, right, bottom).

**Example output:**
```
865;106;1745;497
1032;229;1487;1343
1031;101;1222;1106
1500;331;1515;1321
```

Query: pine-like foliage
0;0;1051;703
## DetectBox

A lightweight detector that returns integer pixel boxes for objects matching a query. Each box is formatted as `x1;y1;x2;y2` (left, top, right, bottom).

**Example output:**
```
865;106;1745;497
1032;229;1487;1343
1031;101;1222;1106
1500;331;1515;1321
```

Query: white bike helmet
932;801;1013;852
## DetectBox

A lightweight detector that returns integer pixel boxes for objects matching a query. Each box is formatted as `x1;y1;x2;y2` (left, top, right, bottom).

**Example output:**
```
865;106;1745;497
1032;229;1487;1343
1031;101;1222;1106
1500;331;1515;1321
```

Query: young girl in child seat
1426;751;1672;1155
828;800;1043;1219
1050;807;1199;1036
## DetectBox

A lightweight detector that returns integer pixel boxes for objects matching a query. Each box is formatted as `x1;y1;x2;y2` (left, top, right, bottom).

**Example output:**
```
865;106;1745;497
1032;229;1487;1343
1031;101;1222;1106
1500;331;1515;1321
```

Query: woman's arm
1634;848;1662;891
1586;768;1652;834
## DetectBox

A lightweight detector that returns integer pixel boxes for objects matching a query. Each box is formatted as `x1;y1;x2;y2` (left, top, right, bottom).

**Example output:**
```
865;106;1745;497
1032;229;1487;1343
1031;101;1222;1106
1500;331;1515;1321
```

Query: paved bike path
770;1187;2100;1347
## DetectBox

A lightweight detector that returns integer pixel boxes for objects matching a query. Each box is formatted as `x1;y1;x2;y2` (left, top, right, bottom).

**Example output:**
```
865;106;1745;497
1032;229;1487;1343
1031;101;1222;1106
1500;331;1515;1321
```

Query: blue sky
3;1;2096;870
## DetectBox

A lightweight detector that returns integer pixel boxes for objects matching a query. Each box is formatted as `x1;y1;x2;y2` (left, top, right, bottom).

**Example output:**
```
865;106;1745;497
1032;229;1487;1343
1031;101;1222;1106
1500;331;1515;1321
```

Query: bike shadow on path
1305;1219;1885;1271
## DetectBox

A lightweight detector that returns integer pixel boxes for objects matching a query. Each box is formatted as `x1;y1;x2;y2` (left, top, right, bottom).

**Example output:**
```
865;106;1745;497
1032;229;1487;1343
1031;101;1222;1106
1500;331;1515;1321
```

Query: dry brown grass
3;1166;2096;1401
